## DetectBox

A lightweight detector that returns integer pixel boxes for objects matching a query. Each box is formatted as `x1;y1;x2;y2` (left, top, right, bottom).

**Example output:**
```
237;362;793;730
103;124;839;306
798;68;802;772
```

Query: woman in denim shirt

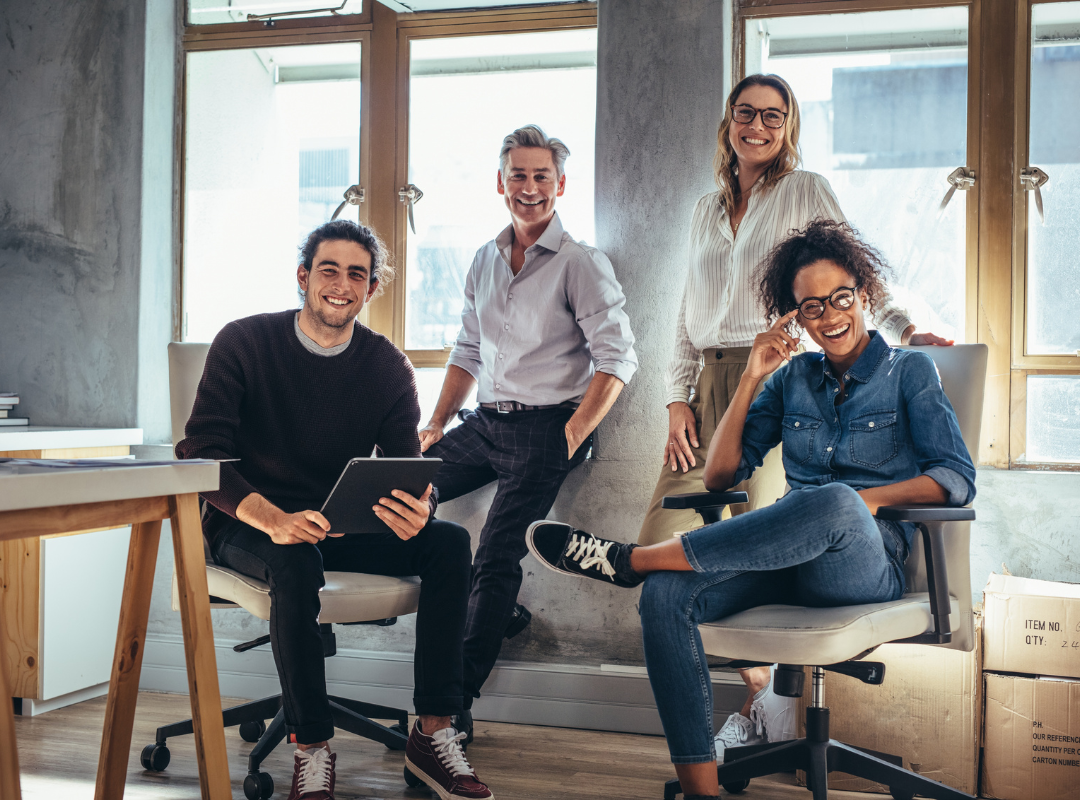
526;220;976;800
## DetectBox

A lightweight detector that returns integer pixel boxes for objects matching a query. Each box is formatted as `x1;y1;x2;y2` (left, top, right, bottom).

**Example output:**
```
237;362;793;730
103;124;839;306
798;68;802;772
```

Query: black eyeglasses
796;287;857;320
731;104;788;129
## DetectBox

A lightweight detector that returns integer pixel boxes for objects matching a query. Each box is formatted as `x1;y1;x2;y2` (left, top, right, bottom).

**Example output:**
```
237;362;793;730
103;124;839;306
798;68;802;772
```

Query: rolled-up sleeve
904;354;976;505
730;370;786;487
566;249;638;385
445;252;483;380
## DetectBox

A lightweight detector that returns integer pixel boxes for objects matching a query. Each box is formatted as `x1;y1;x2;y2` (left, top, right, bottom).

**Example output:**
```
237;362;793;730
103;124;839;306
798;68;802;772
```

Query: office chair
142;342;422;800
660;344;986;800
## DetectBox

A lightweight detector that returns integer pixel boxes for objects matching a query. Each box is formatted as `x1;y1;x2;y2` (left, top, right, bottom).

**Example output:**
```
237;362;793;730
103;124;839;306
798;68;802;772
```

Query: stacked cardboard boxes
980;574;1080;800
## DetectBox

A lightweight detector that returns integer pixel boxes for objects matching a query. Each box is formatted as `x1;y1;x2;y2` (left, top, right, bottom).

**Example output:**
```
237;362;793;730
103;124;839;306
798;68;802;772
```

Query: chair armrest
661;491;749;510
875;506;975;645
876;505;975;523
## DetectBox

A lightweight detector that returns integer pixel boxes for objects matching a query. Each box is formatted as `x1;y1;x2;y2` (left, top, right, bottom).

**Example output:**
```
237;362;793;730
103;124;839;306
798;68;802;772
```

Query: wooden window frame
735;0;1080;470
387;3;599;368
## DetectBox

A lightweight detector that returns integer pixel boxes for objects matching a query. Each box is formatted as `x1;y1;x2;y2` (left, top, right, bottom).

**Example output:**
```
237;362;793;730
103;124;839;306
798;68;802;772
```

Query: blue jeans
639;482;907;764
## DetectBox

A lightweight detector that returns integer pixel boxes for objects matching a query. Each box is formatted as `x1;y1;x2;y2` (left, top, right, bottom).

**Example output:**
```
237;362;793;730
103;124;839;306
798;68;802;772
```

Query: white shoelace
564;533;617;579
295;747;332;794
714;713;753;748
749;702;767;737
432;728;474;778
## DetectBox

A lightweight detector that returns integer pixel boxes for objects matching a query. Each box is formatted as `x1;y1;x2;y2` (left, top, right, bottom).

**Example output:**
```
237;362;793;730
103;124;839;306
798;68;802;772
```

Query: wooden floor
12;691;881;799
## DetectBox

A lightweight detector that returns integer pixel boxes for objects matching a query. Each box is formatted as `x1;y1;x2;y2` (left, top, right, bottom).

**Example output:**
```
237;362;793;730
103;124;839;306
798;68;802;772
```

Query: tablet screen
320;457;443;534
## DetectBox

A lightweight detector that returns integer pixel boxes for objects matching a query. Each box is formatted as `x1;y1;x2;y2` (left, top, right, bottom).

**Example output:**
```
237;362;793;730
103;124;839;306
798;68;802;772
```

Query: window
400;28;598;362
186;0;363;26
182;42;364;343
750;7;971;343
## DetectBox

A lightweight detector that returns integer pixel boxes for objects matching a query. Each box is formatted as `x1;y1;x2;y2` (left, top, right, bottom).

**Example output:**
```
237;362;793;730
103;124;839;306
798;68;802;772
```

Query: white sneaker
712;712;764;763
749;680;796;742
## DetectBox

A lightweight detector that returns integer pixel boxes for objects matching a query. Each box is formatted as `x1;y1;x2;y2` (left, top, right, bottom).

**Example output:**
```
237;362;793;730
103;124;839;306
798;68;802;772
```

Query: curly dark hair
755;219;892;333
298;220;395;299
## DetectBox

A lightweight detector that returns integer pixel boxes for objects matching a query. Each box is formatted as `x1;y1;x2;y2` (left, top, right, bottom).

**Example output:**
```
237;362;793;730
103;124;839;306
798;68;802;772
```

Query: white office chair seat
698;593;959;666
173;563;421;624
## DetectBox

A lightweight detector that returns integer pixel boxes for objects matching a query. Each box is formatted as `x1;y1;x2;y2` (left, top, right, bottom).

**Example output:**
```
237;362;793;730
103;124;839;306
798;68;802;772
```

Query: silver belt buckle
495;400;512;414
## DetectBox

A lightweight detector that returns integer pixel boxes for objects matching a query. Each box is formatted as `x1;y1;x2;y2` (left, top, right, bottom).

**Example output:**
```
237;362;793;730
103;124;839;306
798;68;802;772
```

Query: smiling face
497;146;565;230
297;239;378;333
792;259;872;374
728;84;789;176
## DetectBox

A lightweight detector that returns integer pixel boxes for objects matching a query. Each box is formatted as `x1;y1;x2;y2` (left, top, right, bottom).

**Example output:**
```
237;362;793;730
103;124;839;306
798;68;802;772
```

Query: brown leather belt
479;400;578;414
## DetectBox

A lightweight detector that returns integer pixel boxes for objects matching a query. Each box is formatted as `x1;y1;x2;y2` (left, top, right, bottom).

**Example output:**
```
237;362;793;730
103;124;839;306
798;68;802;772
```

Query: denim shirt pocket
849;410;899;468
781;413;822;465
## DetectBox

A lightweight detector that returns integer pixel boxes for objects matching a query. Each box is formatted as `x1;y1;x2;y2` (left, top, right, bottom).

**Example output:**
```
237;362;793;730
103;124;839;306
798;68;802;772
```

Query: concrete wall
0;1;142;427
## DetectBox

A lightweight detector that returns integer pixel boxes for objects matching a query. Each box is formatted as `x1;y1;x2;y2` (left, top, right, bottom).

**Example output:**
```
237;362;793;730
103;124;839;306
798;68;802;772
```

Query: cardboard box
981;672;1080;800
796;630;981;794
983;573;1080;680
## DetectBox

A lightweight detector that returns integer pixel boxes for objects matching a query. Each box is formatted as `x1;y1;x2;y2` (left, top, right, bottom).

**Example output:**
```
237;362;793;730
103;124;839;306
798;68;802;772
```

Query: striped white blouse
664;170;913;405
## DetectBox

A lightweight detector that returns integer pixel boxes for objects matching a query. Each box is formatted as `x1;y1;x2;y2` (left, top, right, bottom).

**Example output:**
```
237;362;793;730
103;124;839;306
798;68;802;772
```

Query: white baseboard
140;633;746;736
16;681;111;717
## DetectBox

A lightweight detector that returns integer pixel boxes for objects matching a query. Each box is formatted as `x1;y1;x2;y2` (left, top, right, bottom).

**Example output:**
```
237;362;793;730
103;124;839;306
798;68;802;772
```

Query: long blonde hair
713;73;802;218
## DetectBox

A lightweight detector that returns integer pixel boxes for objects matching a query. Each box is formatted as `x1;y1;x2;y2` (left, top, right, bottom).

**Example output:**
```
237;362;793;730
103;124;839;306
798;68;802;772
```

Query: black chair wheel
890;791;914;800
722;779;749;794
239;719;267;743
243;771;274;800
404;766;423;788
140;743;170;772
384;721;409;750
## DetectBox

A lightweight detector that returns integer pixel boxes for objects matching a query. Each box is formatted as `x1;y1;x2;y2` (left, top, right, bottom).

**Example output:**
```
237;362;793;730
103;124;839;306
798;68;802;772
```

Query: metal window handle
399;184;424;234
1021;166;1050;225
330;185;365;221
937;167;976;216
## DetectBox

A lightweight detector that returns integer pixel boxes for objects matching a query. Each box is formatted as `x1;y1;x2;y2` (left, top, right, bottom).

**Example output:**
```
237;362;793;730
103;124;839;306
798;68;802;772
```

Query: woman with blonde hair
636;73;951;760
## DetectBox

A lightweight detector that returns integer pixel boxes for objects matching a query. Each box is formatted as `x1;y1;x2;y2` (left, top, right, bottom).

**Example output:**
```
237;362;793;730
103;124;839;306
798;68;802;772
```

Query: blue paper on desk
0;457;225;474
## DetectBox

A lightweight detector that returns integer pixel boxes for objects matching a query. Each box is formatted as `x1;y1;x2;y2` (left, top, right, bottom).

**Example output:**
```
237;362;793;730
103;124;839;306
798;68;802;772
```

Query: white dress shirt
665;170;913;405
447;212;638;406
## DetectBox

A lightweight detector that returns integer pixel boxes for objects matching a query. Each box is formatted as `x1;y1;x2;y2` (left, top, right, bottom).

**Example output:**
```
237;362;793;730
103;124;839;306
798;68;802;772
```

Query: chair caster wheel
404;766;423;788
890;791;914;800
140;743;170;772
243;771;274;800
722;779;749;794
386;721;409;749
239;719;267;742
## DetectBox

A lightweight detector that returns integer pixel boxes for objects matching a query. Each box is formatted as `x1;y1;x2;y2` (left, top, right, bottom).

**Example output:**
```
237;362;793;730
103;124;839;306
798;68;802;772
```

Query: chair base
142;692;409;797
663;707;975;800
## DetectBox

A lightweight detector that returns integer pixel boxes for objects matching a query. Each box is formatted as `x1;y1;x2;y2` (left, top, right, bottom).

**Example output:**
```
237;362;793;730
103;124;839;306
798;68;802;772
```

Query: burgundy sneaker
285;747;336;800
405;723;493;800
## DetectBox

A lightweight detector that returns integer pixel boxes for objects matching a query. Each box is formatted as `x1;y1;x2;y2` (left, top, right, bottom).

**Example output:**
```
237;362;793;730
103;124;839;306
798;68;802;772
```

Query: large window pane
187;0;362;26
183;43;361;343
404;29;597;352
1026;2;1080;355
752;7;969;341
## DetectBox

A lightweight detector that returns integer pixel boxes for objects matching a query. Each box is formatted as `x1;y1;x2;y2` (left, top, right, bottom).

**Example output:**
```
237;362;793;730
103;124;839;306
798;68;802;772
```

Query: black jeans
211;517;472;745
427;406;591;707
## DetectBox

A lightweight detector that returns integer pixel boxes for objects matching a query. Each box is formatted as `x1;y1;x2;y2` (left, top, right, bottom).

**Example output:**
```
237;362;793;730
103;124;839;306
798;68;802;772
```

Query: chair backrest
168;343;212;449
897;343;987;653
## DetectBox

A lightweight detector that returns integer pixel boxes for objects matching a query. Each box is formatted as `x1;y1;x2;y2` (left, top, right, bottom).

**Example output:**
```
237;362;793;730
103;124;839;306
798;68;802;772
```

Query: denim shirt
732;331;977;555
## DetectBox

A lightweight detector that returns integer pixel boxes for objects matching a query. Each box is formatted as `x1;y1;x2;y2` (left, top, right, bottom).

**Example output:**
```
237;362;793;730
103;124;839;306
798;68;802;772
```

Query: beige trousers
637;347;788;546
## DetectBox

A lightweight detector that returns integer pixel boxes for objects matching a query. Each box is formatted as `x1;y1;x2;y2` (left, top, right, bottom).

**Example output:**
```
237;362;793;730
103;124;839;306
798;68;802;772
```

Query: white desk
0;461;230;800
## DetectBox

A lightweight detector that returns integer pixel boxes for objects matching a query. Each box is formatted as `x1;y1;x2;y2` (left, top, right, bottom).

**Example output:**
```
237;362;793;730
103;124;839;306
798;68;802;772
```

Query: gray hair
499;125;570;180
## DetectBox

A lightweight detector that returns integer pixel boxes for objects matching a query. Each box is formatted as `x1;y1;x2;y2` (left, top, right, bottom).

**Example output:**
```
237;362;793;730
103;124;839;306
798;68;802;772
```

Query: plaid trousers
427;405;591;705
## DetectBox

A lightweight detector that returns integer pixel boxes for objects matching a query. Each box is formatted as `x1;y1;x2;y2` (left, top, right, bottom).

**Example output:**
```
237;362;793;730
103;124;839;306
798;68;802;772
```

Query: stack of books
0;392;28;427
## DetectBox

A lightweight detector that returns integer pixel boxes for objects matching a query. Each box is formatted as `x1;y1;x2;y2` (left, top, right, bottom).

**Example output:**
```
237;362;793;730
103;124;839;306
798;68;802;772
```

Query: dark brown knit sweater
176;310;425;543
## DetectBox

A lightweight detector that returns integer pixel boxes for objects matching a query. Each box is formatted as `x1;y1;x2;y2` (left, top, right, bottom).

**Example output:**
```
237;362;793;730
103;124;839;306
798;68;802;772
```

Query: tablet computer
320;457;443;534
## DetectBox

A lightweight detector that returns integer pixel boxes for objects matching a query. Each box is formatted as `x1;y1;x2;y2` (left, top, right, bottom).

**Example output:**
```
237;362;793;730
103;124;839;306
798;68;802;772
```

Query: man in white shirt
419;126;638;734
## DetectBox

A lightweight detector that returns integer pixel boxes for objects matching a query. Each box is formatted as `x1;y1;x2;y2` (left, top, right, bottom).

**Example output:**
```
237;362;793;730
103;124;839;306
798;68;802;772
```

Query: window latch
937;167;976;216
330;185;365;221
1020;166;1050;225
399;184;424;234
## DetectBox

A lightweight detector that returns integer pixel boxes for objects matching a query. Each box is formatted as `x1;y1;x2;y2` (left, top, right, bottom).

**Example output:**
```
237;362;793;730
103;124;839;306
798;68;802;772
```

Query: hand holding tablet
320;457;443;535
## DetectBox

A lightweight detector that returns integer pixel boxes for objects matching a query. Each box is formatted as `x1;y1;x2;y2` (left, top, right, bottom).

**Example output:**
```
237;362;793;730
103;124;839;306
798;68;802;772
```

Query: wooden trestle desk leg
169;492;231;799
95;518;162;800
0;600;21;800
